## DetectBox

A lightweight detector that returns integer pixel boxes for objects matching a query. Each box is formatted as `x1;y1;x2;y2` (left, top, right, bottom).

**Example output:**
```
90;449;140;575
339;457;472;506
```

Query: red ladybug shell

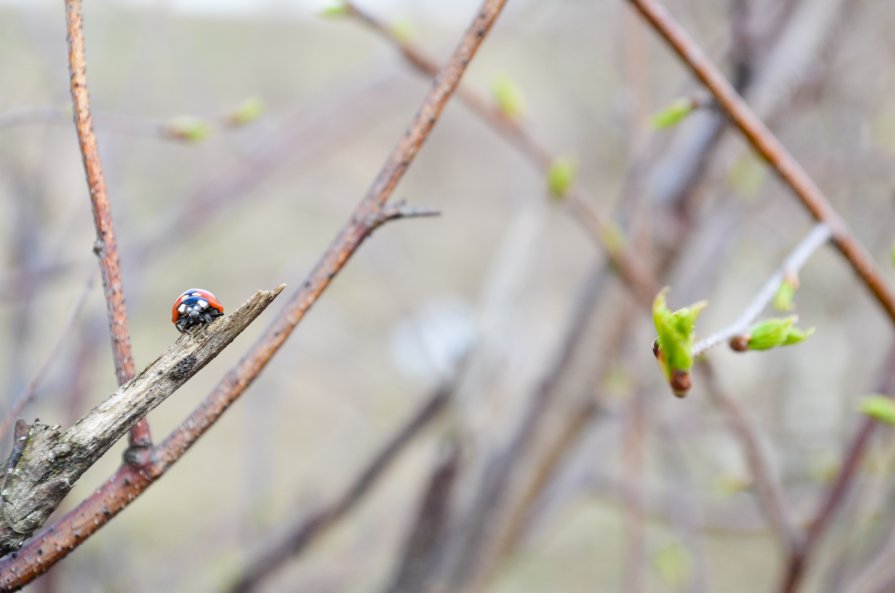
171;288;225;328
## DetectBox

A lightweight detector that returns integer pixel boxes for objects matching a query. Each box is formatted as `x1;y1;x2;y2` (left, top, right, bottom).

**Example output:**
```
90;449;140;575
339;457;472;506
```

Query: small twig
777;343;895;593
369;201;441;232
65;0;150;452
0;105;254;140
342;0;658;305
698;360;798;548
0;273;95;443
381;443;461;593
226;382;453;593
692;223;831;356
0;2;508;588
627;0;895;326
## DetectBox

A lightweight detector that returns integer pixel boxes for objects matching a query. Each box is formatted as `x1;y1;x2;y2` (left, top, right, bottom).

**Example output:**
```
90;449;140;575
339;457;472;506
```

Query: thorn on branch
367;200;441;233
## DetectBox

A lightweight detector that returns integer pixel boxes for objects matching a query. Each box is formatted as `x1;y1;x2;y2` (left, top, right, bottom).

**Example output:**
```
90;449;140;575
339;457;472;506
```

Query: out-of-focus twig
0;104;258;140
777;344;895;593
380;443;461;593
64;0;151;452
627;0;895;326
227;383;453;593
0;1;508;587
342;0;658;305
692;223;831;356
0;273;95;443
698;360;798;547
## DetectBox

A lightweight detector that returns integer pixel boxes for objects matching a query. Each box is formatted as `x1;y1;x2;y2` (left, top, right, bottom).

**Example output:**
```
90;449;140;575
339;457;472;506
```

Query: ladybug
172;288;224;333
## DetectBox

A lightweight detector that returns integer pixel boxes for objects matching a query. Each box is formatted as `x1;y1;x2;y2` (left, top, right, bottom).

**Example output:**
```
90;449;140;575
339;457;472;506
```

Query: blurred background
1;0;895;591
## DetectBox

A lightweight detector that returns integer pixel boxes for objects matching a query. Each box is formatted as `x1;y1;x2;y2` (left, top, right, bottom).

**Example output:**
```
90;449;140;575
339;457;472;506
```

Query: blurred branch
381;443;461;593
0;287;283;560
0;1;507;588
0;104;259;141
228;382;453;593
628;0;895;326
64;0;150;452
692;223;831;356
342;0;658;305
0;273;95;443
135;71;399;262
698;360;798;547
777;344;895;593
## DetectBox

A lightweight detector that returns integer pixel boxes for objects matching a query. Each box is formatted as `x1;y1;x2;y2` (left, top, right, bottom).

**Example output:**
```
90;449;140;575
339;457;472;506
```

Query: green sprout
651;97;696;129
772;274;798;312
319;2;349;18
652;288;706;396
547;157;576;200
491;74;526;120
860;395;895;425
745;316;813;351
164;116;210;143
228;97;264;127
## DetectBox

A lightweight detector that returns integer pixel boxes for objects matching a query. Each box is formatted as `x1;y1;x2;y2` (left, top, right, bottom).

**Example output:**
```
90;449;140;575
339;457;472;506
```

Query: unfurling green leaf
491;74;527;120
746;316;813;351
652;288;706;393
547;157;576;199
228;97;264;126
859;395;895;425
772;274;798;312
651;97;696;129
164;116;210;143
319;2;349;18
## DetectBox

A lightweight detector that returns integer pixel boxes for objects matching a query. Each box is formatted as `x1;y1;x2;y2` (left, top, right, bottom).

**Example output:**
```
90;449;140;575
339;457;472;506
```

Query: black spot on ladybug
169;355;197;381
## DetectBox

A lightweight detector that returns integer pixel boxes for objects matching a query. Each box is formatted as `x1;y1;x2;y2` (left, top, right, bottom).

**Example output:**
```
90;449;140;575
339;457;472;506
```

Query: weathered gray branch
0;285;284;555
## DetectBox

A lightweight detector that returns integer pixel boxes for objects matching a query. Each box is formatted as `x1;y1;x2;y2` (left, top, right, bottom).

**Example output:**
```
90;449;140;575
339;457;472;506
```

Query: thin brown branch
343;0;658;305
0;1;507;588
627;0;895;326
0;274;95;443
777;343;895;593
381;443;461;593
227;382;453;593
65;0;150;451
698;360;798;548
692;223;831;356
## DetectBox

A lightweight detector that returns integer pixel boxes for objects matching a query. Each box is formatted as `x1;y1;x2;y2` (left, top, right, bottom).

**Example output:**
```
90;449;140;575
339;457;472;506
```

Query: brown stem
777;343;895;593
699;360;798;548
65;0;150;451
343;0;658;305
0;1;508;588
627;0;895;325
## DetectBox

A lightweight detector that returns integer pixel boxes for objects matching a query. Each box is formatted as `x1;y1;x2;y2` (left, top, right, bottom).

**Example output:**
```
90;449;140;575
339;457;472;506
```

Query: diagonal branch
0;1;509;588
342;0;658;305
65;0;150;451
0;287;283;558
627;0;895;326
